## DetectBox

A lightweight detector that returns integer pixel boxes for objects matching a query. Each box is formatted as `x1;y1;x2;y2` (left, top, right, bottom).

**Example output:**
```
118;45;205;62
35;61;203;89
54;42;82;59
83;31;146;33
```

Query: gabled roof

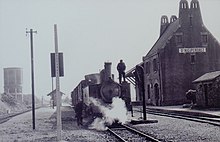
143;19;180;60
193;71;220;83
47;90;65;96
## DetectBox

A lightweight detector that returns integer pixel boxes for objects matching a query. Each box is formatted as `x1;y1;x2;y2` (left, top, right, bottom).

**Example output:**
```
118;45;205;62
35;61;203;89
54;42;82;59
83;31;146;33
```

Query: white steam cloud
89;97;128;131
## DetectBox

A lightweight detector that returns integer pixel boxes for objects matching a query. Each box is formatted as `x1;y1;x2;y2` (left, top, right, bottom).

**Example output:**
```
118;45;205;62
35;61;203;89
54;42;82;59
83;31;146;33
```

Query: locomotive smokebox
104;62;112;81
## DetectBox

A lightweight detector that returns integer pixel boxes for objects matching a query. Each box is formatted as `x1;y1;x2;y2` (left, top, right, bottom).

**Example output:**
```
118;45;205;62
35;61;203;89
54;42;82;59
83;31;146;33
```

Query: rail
107;123;161;142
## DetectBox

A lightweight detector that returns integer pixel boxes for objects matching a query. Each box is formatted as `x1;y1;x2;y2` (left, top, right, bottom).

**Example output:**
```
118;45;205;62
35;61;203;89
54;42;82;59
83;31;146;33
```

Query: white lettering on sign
179;48;206;53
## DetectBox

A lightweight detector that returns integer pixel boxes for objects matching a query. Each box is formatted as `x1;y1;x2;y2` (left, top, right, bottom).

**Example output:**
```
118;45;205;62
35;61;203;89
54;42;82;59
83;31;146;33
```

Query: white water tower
4;67;23;102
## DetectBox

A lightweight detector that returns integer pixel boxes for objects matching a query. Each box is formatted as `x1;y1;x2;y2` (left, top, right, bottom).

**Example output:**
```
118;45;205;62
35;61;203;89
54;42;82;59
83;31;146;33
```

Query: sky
0;0;220;100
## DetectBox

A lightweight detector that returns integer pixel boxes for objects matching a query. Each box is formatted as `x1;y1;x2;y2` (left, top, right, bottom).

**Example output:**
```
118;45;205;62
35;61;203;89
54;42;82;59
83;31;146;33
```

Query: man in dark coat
75;101;84;126
117;59;126;84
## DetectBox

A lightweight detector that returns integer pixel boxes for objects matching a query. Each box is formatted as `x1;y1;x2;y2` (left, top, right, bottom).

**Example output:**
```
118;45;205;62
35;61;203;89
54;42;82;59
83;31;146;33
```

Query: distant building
126;0;220;106
47;90;65;107
4;67;23;102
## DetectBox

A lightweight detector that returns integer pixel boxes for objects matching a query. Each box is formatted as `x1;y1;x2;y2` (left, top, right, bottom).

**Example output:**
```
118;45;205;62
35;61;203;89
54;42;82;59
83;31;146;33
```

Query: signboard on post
135;65;147;120
50;52;64;77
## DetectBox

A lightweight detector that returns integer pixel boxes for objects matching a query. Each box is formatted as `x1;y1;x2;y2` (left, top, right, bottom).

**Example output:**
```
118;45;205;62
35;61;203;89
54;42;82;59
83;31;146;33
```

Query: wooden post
54;24;62;141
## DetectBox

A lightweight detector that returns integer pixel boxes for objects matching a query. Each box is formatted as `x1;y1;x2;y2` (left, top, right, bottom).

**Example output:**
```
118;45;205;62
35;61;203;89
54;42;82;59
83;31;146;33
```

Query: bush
0;93;16;106
186;90;196;104
63;96;71;104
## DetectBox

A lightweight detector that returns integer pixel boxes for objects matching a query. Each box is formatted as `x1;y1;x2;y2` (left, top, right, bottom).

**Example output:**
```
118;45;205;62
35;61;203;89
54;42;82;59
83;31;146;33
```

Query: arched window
164;18;167;23
181;1;188;9
153;59;158;72
192;3;198;8
170;15;177;23
180;0;189;9
195;3;198;8
145;62;151;74
191;0;199;9
182;3;185;9
161;16;168;24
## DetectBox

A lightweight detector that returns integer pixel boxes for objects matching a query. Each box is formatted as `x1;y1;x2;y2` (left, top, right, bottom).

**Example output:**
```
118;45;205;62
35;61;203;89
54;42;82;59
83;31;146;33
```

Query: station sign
179;47;206;54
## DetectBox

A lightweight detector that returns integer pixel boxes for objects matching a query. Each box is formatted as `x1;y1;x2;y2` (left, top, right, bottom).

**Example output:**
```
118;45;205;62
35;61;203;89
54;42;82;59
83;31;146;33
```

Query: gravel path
0;106;117;142
1;106;219;141
131;112;220;142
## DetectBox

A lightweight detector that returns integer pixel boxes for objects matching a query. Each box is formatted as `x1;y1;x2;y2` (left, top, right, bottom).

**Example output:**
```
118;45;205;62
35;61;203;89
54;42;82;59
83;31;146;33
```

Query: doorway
204;84;208;107
154;83;159;106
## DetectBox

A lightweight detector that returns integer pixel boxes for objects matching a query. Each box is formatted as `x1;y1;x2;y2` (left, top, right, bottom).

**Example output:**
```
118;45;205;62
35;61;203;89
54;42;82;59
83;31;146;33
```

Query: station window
201;32;208;46
201;34;208;43
189;15;193;26
145;62;151;74
191;54;196;64
175;33;183;46
153;59;158;72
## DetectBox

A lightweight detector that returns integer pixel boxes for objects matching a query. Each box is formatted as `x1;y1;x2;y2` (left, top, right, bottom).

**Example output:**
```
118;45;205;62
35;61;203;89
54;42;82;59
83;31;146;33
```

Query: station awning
125;62;144;86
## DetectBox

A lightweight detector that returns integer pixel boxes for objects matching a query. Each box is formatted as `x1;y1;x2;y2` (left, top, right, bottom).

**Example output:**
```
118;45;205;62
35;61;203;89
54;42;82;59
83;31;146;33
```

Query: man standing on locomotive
117;59;126;84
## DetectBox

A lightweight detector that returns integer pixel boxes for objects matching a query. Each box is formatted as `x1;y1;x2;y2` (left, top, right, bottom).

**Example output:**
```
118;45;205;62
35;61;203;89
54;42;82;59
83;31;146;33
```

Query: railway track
107;124;161;142
0;107;41;124
136;108;220;127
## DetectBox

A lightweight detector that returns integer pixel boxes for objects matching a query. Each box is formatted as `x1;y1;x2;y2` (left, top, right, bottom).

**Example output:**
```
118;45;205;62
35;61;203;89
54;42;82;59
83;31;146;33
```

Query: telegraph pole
54;24;62;141
26;29;37;130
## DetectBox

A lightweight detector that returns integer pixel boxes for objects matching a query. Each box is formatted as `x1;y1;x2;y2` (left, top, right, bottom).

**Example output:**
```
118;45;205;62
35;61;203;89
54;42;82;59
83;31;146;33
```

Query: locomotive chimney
104;62;112;80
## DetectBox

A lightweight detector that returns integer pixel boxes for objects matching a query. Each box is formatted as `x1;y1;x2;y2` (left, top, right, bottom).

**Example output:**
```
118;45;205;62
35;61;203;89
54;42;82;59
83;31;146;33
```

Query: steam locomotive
71;62;131;116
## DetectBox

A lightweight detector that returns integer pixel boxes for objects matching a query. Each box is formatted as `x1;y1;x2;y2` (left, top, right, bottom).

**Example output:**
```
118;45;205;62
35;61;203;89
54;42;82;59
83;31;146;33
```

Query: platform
132;105;220;118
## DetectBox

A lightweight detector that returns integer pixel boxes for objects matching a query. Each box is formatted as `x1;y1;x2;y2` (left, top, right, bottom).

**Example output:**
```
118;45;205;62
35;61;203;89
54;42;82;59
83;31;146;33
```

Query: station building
193;71;220;108
126;0;220;106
